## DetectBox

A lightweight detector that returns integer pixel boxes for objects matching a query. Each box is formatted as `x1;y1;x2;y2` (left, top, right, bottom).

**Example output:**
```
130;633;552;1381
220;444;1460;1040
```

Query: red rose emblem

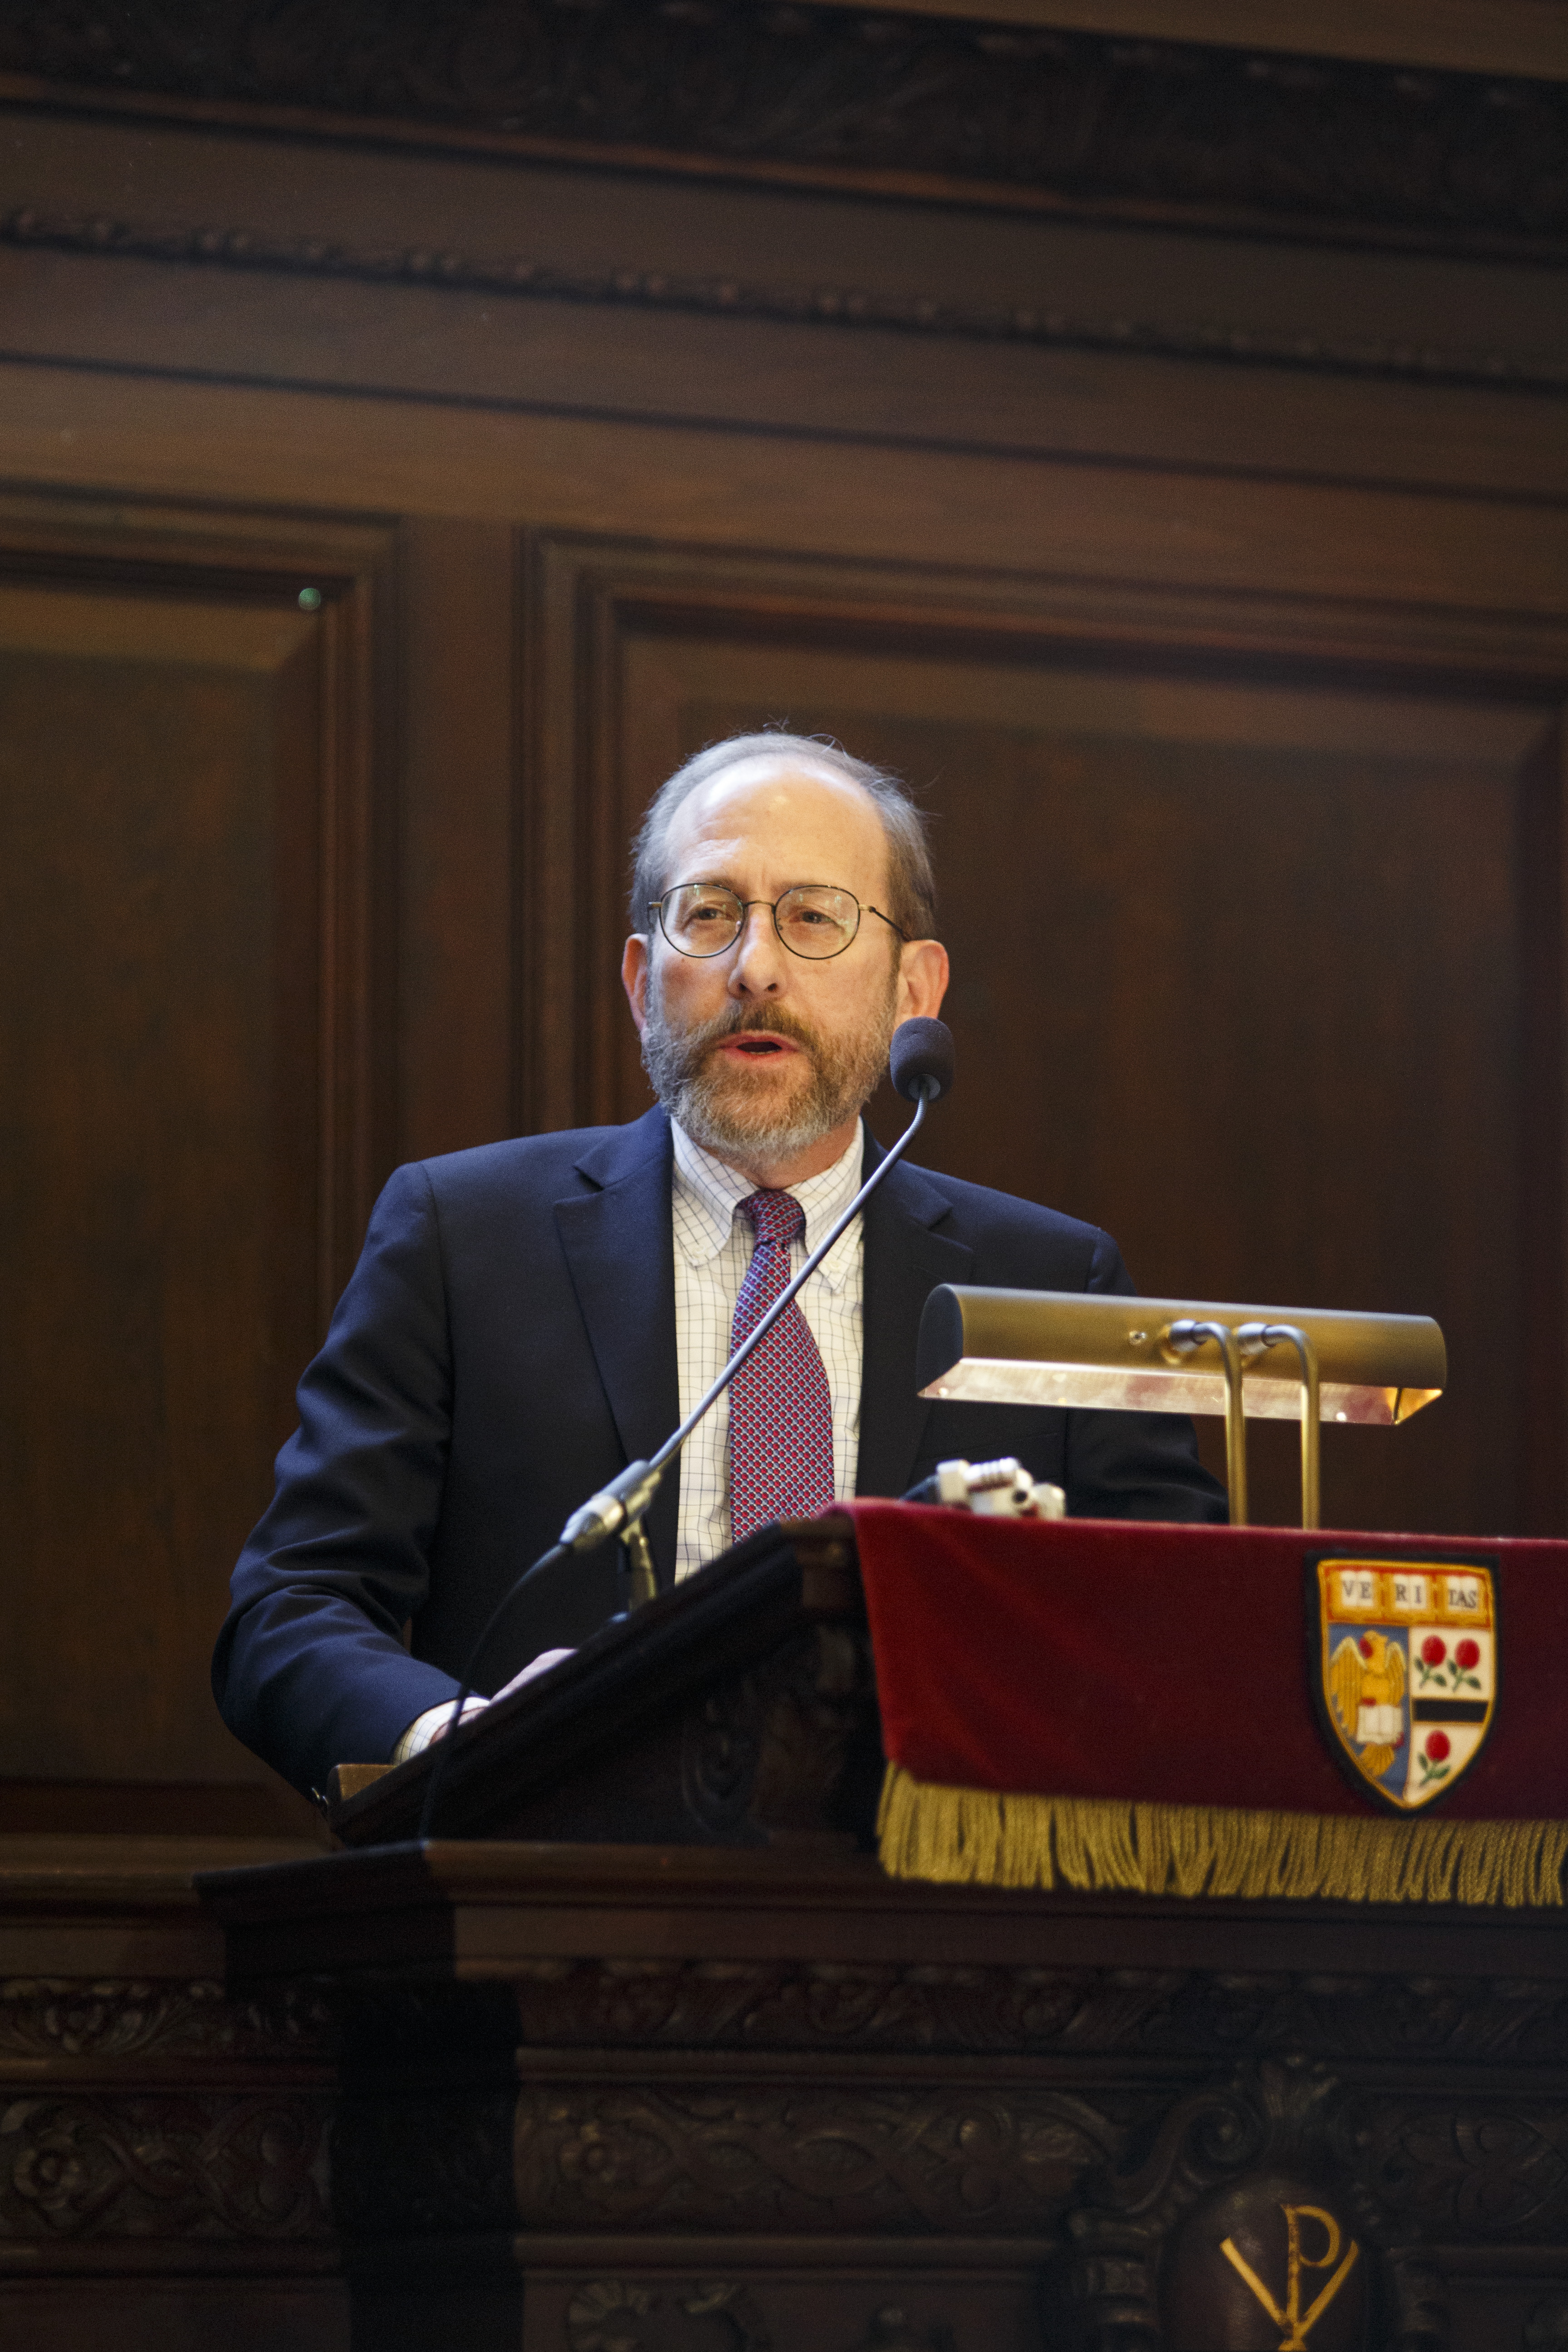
1426;1730;1451;1762
1420;1636;1447;1667
1455;1639;1480;1670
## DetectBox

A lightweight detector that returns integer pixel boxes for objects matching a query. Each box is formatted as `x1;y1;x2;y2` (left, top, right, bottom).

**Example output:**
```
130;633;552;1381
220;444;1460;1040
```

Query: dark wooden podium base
4;1831;1567;2349
194;1836;1568;2352
0;1834;343;2352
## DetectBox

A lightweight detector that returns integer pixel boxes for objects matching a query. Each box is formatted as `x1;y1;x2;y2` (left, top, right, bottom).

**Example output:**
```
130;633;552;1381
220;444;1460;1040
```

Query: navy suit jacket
214;1108;1224;1794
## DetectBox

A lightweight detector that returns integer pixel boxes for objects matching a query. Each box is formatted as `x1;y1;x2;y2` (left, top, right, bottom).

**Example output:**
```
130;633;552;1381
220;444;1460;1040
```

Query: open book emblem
1308;1555;1497;1813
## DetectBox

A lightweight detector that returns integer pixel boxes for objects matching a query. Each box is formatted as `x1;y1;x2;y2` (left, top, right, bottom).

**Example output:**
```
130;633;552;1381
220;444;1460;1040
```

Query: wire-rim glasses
649;882;909;961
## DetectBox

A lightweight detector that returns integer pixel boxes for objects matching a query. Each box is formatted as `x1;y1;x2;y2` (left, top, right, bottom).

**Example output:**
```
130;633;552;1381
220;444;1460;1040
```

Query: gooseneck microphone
558;1012;955;1557
418;1015;954;1836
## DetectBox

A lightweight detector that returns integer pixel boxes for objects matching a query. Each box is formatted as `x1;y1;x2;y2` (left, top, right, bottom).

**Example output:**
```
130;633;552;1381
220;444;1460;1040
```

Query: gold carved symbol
1219;2204;1360;2350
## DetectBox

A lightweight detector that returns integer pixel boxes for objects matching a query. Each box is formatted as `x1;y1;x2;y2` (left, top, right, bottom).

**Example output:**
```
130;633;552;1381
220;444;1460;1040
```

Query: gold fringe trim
876;1764;1568;1907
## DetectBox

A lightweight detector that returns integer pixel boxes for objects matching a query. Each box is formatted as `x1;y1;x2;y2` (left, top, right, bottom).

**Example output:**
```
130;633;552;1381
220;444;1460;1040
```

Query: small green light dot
298;586;322;612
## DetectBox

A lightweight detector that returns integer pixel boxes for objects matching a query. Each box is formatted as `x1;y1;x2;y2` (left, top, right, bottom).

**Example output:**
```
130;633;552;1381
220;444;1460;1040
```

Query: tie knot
740;1189;806;1250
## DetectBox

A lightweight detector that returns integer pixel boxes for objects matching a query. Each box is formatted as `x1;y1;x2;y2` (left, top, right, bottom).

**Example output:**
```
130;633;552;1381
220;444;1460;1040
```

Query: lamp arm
1239;1321;1321;1530
1162;1318;1249;1526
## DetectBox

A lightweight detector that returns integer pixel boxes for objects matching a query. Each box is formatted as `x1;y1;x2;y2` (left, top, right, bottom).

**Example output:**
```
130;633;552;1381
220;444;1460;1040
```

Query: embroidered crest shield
1307;1555;1498;1813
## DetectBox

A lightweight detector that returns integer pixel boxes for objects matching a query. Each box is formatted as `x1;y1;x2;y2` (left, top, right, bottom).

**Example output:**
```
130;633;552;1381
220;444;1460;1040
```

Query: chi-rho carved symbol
1220;2204;1359;2350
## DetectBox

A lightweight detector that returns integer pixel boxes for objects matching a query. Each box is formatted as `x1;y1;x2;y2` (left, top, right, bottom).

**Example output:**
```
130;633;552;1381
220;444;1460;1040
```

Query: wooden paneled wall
0;1;1563;1834
0;508;398;1830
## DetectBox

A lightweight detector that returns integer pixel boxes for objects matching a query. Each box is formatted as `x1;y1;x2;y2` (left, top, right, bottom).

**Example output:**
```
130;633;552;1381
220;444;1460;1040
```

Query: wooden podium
322;1512;881;1853
185;1517;1568;2352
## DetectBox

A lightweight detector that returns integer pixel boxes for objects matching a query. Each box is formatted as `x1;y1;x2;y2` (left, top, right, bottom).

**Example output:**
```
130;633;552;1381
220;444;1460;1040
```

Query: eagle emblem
1328;1627;1406;1781
1309;1556;1497;1813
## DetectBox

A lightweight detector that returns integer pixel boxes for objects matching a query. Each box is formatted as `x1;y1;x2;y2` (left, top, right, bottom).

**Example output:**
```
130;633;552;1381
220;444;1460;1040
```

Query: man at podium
214;731;1223;1797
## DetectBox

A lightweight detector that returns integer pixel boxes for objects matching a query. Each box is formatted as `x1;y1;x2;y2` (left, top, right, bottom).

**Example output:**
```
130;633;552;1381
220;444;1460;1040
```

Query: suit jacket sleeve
212;1163;465;1795
1063;1229;1228;1522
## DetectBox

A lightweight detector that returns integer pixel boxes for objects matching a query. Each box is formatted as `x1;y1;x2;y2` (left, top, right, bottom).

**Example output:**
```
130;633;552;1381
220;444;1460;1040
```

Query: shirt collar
670;1117;866;1291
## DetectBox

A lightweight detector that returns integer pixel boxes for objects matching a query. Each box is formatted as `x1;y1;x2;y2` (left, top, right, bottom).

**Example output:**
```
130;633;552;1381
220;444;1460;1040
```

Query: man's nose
727;901;787;994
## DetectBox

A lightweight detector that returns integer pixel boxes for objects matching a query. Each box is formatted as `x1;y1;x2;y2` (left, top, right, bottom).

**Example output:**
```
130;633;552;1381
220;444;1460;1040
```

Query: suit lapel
858;1146;974;1501
553;1109;682;1586
552;1108;973;1563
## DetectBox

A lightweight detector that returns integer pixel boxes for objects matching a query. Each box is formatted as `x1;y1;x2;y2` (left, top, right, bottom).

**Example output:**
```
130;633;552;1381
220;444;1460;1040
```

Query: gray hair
628;730;936;942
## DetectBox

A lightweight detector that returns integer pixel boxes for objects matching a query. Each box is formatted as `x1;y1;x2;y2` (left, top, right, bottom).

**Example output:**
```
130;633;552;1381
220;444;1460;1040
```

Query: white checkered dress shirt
670;1117;866;1581
394;1117;869;1759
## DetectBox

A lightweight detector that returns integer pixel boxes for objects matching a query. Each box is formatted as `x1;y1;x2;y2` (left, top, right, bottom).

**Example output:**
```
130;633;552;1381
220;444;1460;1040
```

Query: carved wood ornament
1;0;1563;262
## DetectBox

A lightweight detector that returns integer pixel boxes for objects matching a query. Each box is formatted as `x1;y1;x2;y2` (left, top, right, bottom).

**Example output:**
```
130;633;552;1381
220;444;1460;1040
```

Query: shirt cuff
392;1695;489;1765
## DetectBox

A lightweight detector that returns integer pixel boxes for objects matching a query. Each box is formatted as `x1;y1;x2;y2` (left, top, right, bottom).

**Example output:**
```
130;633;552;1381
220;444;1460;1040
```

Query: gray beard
640;983;897;1166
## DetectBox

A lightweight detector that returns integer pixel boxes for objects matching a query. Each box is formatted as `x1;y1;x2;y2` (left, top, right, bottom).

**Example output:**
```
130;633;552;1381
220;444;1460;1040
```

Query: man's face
622;756;942;1179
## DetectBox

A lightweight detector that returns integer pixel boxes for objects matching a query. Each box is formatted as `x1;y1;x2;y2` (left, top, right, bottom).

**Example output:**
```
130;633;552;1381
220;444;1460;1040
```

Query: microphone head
890;1017;955;1104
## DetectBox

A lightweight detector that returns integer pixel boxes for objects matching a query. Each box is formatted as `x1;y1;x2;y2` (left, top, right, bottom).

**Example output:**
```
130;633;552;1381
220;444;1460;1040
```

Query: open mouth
712;1027;804;1061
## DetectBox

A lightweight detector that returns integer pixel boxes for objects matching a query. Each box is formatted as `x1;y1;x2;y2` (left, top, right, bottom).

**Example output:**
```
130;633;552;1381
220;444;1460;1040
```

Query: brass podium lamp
915;1290;1446;1527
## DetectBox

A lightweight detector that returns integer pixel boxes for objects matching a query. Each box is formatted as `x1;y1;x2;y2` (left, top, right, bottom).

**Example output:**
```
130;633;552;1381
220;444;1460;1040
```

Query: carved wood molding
1050;2055;1568;2343
519;2078;1117;2234
0;2089;333;2240
334;2050;1568;2252
4;1952;1564;2301
0;1976;335;2063
5;205;1562;397
0;1972;337;2250
1340;2088;1568;2241
517;2076;1131;2233
325;1950;1568;2070
0;0;1563;262
679;1621;877;1842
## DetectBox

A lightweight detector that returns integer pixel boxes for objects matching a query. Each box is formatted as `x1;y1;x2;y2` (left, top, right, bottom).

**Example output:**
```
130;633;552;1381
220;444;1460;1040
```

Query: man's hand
490;1647;575;1704
391;1648;577;1764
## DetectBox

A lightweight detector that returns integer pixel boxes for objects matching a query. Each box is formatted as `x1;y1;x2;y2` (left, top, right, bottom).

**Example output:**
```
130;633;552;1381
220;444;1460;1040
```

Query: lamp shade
916;1287;1445;1427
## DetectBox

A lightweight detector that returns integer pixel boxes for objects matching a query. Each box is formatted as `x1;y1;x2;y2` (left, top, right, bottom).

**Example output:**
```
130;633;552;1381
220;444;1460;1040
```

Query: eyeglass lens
659;883;861;959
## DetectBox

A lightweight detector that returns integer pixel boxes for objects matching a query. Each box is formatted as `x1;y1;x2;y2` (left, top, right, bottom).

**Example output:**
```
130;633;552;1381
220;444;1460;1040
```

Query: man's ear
622;934;651;1033
896;937;949;1023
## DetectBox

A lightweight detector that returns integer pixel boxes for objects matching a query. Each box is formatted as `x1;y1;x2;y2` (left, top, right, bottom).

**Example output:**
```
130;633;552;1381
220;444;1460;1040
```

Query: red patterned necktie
728;1189;836;1543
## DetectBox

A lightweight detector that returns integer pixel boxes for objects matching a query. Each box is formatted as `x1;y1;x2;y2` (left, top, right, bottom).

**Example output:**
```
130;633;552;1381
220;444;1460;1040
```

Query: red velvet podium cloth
850;1504;1568;1903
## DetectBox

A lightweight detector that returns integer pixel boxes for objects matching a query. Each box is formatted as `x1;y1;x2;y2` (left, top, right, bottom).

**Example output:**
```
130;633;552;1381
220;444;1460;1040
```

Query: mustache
640;966;896;1161
679;1002;822;1057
